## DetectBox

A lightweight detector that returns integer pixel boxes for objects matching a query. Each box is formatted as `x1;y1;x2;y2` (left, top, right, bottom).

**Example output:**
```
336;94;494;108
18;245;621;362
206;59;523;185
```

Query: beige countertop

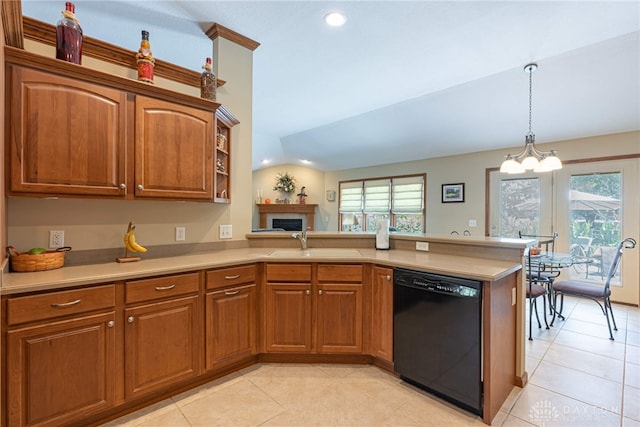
1;247;523;296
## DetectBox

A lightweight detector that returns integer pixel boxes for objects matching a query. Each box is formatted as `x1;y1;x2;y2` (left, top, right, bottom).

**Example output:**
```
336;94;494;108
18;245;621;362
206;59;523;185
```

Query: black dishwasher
393;268;482;415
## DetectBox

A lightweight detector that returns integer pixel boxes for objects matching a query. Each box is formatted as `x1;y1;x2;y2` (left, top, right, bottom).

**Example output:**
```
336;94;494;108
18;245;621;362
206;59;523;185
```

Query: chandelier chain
528;66;533;135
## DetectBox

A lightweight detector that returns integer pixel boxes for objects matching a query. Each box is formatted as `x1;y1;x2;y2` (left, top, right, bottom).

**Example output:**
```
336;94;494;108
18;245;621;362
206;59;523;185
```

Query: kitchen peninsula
1;234;529;426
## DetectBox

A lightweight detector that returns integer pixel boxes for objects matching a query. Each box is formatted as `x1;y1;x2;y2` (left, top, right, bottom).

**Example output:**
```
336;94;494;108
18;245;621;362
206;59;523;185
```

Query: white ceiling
22;1;640;171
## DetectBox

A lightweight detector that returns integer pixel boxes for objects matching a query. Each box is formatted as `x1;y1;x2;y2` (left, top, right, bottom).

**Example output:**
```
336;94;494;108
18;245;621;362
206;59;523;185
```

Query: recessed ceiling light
324;12;346;27
300;159;312;165
261;159;271;165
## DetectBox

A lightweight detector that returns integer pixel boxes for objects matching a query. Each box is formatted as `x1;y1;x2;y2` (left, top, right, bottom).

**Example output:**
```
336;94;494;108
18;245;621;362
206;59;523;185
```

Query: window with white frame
338;174;425;233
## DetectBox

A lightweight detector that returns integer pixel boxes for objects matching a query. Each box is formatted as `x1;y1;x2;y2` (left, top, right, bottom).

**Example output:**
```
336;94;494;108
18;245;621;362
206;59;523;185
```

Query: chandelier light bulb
521;156;540;170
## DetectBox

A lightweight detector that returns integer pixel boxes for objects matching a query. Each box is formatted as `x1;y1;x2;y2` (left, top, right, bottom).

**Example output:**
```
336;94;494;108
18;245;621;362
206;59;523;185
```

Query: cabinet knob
119;183;126;190
318;289;323;295
107;320;115;328
386;275;391;281
137;184;144;191
305;290;310;295
127;316;135;323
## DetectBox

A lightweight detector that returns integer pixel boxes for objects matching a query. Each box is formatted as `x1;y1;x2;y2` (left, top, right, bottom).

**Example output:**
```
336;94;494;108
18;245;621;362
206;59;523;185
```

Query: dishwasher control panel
394;268;481;298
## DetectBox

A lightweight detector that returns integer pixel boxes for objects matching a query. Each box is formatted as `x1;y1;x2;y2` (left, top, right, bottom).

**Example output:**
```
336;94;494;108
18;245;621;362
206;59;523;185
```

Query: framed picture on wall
442;183;465;203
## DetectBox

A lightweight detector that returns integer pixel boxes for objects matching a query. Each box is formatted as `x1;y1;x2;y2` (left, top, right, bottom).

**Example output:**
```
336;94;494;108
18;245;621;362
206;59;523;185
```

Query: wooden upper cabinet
7;66;127;197
4;47;233;202
134;96;214;200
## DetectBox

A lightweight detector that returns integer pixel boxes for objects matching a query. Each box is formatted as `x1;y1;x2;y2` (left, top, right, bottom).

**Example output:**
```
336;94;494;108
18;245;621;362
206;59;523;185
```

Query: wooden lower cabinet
264;263;364;354
124;295;200;399
316;283;363;353
205;284;257;369
0;260;521;426
370;266;393;362
264;283;313;352
7;312;116;427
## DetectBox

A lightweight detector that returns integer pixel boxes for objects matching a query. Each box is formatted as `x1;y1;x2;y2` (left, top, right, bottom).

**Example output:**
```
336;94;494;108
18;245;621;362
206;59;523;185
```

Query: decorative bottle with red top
136;30;155;84
200;57;217;101
55;2;83;64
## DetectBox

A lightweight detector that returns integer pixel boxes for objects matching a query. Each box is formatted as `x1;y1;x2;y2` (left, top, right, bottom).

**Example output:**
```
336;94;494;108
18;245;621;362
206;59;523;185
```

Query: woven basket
6;246;67;272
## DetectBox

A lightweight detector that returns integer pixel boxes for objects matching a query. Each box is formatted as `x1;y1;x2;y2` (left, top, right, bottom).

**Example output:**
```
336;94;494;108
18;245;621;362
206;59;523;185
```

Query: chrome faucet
291;230;308;249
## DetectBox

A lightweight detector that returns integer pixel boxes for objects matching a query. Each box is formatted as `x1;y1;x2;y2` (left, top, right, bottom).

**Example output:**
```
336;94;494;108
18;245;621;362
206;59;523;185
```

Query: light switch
219;224;232;239
175;227;186;241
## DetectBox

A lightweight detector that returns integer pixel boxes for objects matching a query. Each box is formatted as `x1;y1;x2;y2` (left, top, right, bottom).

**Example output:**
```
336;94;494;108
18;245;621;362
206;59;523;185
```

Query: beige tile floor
102;296;640;427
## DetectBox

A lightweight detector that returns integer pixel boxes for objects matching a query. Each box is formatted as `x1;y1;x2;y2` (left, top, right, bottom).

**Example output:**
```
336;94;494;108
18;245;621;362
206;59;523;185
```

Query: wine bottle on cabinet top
136;30;155;84
55;2;83;64
200;57;217;101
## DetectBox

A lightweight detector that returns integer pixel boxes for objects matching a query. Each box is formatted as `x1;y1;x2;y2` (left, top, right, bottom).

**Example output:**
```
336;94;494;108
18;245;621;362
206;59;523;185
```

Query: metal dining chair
519;231;560;314
551;237;636;340
525;249;549;341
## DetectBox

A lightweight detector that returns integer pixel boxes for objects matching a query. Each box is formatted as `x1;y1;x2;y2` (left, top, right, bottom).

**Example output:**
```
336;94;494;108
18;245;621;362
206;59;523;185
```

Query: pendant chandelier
500;63;562;174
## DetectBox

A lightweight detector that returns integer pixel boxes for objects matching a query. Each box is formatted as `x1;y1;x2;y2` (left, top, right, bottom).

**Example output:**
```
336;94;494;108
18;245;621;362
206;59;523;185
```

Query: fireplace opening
272;218;303;231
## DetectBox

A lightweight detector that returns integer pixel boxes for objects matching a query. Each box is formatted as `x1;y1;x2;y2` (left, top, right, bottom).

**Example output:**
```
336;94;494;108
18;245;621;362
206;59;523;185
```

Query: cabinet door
265;283;312;352
7;312;116;427
135;96;214;200
124;295;200;399
205;284;256;370
7;66;127;197
316;283;363;353
371;266;394;362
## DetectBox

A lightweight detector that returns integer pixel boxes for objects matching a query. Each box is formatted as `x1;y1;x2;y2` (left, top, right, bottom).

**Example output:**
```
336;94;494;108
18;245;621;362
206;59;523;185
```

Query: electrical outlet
468;219;477;227
416;241;429;251
175;226;186;241
49;230;64;248
219;224;232;239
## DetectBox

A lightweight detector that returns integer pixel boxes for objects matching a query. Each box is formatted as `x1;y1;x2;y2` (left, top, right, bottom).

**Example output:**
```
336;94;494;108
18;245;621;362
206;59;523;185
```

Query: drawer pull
319;290;323;295
128;316;135;323
155;284;176;291
107;320;115;328
386;275;391;281
224;274;241;280
51;299;81;308
224;290;241;296
305;290;311;295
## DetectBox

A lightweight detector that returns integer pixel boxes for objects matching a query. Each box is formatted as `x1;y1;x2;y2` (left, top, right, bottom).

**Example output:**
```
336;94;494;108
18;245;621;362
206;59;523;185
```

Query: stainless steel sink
268;248;362;258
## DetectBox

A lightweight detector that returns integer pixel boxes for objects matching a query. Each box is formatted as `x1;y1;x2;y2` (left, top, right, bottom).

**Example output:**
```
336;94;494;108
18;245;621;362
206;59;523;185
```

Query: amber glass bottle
55;2;83;64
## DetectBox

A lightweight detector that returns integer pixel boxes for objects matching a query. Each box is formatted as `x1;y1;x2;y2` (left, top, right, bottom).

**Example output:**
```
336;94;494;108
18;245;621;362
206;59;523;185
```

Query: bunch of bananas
124;221;147;254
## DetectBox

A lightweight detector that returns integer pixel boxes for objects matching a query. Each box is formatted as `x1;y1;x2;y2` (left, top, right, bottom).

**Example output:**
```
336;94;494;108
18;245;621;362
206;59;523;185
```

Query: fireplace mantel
257;204;318;230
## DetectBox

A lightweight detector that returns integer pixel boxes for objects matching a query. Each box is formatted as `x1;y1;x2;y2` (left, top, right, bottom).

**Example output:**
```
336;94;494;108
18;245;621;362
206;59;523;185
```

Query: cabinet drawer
266;264;312;282
125;272;200;304
206;265;255;290
7;285;116;326
318;264;363;282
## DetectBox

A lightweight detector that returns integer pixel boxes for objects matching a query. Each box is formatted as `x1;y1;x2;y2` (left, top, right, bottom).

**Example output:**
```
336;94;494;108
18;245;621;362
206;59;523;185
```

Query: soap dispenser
376;219;390;250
